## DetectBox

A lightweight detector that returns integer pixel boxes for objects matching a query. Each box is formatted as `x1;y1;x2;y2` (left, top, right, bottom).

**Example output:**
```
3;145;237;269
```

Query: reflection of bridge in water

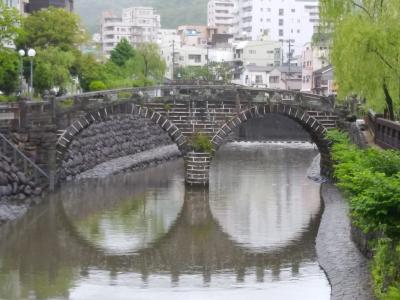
0;152;323;297
56;186;321;283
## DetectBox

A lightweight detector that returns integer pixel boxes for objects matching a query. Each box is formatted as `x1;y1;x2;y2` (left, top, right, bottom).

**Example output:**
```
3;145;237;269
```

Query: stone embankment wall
0;155;42;201
59;115;178;180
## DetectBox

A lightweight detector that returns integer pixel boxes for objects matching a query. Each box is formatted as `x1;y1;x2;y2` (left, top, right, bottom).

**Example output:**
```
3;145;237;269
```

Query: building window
270;76;280;83
279;8;284;16
188;54;201;63
279;29;283;36
279;19;283;26
255;75;263;84
249;49;256;54
291;8;295;13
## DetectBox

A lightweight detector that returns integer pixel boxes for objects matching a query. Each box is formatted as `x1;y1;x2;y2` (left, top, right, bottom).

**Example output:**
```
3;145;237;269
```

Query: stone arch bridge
18;84;338;186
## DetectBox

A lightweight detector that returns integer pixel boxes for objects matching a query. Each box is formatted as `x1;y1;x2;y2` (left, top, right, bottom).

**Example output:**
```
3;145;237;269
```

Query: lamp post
18;49;25;96
27;48;36;99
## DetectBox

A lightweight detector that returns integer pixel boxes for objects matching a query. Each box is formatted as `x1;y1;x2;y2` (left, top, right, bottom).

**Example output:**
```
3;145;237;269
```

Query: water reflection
0;143;330;300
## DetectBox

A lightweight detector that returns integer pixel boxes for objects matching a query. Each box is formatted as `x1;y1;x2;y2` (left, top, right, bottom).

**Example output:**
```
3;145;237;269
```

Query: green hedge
327;130;400;299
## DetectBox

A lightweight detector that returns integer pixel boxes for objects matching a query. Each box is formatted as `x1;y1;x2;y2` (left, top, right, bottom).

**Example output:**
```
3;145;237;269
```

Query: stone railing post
184;151;211;186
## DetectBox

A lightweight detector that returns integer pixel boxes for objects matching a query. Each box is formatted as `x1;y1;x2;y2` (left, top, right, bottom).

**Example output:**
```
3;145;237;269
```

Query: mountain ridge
75;0;208;34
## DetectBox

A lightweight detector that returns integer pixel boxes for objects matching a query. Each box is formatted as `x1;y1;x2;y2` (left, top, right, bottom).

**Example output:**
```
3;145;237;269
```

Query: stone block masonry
59;115;176;180
0;155;42;201
184;152;211;186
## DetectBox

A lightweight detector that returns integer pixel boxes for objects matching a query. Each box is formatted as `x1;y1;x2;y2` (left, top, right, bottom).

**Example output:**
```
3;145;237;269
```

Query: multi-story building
301;42;329;92
101;7;161;56
236;0;319;56
4;0;29;14
177;25;218;48
269;64;302;90
233;39;282;67
207;0;238;35
27;0;73;12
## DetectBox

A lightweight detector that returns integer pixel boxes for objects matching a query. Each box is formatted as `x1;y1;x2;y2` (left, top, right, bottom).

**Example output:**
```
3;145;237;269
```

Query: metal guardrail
367;110;400;149
0;132;49;186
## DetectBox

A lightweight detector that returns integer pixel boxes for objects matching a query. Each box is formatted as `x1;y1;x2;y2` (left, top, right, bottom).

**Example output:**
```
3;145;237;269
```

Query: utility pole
171;39;175;80
282;39;293;90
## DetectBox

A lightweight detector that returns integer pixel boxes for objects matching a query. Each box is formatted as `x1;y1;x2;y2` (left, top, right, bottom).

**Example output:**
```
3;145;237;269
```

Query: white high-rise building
207;0;238;35
101;7;161;56
236;0;319;56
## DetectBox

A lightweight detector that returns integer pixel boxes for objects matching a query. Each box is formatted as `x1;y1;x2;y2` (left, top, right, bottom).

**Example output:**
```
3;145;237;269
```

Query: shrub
190;133;213;153
89;80;107;91
372;239;400;299
327;129;400;299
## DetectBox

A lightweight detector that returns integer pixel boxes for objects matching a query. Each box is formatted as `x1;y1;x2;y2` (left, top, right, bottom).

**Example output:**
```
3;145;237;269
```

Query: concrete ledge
317;183;375;300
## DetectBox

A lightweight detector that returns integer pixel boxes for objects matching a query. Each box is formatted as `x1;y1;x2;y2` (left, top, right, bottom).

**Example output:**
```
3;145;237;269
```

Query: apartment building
233;39;282;67
177;25;218;48
301;42;329;92
236;0;319;56
207;0;238;35
101;7;161;55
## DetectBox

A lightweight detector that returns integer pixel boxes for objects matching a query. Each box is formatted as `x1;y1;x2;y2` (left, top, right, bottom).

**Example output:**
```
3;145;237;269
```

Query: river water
0;142;330;300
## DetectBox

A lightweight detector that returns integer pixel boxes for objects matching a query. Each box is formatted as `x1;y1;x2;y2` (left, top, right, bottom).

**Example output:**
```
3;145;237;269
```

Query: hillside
75;0;208;34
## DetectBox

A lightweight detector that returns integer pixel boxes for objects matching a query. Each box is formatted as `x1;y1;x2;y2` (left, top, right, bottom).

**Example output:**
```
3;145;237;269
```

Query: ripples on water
0;142;330;300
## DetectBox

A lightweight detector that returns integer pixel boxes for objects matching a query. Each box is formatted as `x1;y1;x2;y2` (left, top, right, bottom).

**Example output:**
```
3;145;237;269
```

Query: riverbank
317;183;375;300
75;144;181;180
0;144;181;225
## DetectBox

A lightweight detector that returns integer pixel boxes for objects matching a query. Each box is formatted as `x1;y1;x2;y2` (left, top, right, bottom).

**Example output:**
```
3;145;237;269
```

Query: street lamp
18;49;25;96
27;48;36;98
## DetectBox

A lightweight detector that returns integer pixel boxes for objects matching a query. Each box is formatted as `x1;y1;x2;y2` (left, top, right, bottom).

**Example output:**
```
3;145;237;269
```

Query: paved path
317;183;375;300
76;144;181;180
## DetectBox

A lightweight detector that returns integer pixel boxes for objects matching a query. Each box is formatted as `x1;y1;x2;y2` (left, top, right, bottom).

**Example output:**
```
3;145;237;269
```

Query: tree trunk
382;82;395;120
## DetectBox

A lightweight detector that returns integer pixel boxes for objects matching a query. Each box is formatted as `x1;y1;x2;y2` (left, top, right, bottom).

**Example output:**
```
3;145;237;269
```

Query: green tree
110;39;136;67
320;0;400;120
0;49;19;95
0;0;22;47
135;43;166;81
33;47;75;94
77;53;105;91
17;7;85;51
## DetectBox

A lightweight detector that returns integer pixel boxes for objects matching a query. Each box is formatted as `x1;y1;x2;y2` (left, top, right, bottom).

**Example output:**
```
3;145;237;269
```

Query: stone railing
367;110;400;149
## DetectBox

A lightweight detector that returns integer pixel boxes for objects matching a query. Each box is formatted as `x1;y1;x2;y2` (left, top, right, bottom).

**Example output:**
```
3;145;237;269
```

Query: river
0;142;330;300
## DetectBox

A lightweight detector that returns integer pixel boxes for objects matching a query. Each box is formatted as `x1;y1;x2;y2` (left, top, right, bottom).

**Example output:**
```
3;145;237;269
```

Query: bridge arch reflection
59;183;322;283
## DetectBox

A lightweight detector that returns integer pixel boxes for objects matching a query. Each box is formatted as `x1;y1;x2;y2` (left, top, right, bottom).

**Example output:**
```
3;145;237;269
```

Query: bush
89;80;107;91
327;130;400;300
372;239;400;299
190;133;213;153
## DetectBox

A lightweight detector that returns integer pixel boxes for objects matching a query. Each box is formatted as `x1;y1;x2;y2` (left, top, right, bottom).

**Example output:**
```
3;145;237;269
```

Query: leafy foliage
372;239;400;300
110;39;136;67
327;130;400;299
190;133;213;153
319;0;400;119
176;62;234;83
135;43;166;82
327;130;400;239
17;7;86;51
0;0;21;47
33;47;75;94
0;49;20;95
89;80;107;91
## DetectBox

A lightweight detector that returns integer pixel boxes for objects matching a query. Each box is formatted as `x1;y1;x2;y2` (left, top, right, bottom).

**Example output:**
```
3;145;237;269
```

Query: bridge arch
55;101;187;166
210;103;332;177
